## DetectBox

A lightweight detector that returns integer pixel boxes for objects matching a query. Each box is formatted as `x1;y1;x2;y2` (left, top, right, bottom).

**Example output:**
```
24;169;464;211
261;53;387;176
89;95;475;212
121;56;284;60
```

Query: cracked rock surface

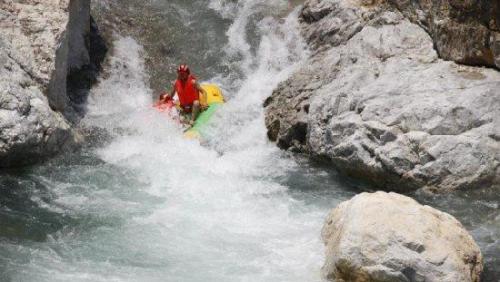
321;192;483;282
0;0;89;167
265;0;500;192
388;0;500;69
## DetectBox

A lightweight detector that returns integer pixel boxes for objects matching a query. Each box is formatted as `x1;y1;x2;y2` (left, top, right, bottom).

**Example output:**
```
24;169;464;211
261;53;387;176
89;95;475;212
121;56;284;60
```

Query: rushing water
1;1;499;281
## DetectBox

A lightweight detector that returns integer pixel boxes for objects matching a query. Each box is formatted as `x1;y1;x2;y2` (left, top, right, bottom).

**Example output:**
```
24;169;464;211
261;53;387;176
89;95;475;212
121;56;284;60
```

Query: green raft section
183;103;223;139
183;83;224;140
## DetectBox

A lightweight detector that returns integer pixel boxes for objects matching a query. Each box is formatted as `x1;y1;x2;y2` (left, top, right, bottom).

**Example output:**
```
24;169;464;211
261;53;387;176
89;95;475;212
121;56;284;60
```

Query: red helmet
177;64;190;74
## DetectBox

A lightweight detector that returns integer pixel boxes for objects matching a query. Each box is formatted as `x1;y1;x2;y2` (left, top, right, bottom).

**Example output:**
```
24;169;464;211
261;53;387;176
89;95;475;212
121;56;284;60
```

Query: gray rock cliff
265;0;500;192
0;0;93;167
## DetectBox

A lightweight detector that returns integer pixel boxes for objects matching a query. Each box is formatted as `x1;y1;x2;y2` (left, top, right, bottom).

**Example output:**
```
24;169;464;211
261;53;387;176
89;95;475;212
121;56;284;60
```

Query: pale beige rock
322;192;483;282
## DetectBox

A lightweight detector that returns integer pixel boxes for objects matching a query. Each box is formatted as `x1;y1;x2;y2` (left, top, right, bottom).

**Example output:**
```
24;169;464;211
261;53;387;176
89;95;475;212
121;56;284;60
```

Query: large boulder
264;0;500;192
321;192;483;282
0;0;92;167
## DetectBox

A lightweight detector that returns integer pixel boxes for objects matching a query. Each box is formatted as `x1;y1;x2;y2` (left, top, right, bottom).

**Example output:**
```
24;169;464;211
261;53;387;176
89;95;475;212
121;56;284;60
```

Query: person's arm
167;83;176;100
194;81;208;108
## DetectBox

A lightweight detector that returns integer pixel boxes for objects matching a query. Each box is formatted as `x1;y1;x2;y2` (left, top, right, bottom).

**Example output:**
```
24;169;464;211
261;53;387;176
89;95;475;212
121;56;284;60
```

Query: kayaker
164;64;207;126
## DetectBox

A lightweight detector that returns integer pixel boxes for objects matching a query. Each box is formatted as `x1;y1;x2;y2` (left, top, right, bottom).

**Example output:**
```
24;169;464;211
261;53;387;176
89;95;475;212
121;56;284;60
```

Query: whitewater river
0;1;498;281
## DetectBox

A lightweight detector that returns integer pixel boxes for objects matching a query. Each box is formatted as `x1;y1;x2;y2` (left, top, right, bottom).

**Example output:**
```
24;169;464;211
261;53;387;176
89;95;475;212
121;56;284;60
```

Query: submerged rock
322;192;483;282
0;0;94;167
265;0;500;192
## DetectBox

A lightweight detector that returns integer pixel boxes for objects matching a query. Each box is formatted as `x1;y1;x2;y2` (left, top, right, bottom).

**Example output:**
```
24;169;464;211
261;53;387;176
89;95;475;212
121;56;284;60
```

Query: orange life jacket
175;75;199;107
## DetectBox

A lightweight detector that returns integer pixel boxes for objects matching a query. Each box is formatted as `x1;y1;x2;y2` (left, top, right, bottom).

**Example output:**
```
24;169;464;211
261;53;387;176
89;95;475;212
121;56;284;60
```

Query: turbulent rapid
0;0;498;281
0;1;354;281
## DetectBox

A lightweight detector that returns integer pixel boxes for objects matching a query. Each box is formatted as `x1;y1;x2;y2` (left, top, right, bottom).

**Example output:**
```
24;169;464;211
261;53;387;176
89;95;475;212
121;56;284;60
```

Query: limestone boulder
322;192;483;282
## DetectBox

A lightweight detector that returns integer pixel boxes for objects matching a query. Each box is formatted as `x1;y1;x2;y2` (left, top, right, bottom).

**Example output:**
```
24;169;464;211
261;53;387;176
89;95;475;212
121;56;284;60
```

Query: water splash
10;2;335;281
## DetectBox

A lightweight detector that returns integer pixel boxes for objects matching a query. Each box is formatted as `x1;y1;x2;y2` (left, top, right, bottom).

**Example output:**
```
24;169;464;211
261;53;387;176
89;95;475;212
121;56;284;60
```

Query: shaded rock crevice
66;16;108;119
49;0;107;122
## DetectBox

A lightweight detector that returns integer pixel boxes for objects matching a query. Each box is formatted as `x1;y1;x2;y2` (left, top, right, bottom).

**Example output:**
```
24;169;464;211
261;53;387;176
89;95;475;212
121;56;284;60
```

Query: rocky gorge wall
0;0;100;167
265;0;500;193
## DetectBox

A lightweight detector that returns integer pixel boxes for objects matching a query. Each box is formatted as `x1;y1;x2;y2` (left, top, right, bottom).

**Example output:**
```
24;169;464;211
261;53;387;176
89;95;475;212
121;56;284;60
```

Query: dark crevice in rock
263;96;274;108
66;16;108;121
89;17;108;77
489;133;500;142
303;104;310;114
293;122;308;144
300;2;334;24
361;143;376;159
277;121;308;152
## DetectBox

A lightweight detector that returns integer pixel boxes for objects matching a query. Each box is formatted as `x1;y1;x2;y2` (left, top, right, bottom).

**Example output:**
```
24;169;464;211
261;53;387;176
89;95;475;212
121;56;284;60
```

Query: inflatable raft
155;83;224;140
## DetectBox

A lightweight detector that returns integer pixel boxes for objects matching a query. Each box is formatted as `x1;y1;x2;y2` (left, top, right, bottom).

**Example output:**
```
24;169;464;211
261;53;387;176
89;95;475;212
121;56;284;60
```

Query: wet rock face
322;192;483;282
265;0;500;192
387;0;500;69
0;0;92;167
